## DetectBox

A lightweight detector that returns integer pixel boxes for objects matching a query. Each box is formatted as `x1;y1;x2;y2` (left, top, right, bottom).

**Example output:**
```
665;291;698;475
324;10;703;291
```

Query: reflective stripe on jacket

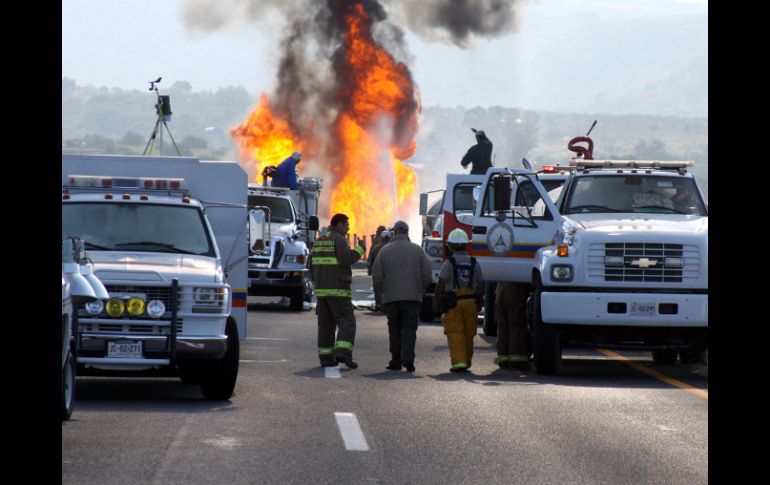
310;229;363;299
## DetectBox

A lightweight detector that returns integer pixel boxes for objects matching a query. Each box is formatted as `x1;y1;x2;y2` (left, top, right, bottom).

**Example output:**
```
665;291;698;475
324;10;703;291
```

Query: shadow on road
73;377;240;413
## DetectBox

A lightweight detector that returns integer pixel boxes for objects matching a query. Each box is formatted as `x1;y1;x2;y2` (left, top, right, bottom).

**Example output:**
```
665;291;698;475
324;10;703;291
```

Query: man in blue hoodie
272;151;302;189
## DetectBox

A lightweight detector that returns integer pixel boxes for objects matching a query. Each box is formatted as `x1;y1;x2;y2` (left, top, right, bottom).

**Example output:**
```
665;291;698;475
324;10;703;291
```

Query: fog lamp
146;299;166;319
106;298;125;317
126;297;146;316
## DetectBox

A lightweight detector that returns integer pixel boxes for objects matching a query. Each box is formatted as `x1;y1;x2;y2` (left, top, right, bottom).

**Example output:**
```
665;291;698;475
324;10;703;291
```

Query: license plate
108;341;143;358
629;302;657;316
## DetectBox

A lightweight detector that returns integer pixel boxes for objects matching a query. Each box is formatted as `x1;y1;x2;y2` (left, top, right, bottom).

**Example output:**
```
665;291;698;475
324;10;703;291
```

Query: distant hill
61;78;708;193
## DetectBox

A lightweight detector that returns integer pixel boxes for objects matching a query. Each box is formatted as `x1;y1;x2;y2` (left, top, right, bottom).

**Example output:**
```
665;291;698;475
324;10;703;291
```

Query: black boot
404;362;415;372
320;359;338;368
386;360;402;371
335;355;359;369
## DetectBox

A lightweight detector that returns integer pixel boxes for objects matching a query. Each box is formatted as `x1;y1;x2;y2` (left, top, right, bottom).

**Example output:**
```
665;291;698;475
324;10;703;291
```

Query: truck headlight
192;287;228;313
193;287;218;303
551;264;573;281
146;300;166;318
85;299;104;315
284;254;305;264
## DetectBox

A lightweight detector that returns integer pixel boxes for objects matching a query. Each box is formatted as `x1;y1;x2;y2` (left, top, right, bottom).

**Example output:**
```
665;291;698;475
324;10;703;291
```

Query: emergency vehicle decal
232;290;248;308
470;242;549;259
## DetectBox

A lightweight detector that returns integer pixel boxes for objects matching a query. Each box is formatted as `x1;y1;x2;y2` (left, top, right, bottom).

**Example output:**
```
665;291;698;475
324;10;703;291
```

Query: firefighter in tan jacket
309;213;365;368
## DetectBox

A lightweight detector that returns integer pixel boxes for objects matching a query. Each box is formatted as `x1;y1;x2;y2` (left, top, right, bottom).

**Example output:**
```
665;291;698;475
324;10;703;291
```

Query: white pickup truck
61;154;257;400
450;159;708;374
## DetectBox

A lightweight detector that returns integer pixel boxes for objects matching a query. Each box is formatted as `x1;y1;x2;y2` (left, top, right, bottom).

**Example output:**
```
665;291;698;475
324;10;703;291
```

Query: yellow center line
597;349;708;401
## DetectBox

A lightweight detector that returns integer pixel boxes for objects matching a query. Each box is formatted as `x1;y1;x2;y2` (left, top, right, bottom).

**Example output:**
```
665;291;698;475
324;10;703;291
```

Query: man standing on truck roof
460;128;493;175
272;151;302;189
309;213;365;369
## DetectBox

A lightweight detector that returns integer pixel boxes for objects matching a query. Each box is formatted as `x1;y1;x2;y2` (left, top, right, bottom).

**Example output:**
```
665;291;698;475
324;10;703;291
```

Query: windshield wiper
568;204;623;213
114;241;198;254
633;205;688;214
83;241;112;250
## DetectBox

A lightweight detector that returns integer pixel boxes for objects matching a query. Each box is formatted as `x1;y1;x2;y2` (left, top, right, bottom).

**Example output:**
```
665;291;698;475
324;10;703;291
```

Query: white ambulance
61;154;256;400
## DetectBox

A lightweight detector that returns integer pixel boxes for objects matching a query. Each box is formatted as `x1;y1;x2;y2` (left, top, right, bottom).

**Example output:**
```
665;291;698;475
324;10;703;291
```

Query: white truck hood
89;252;221;284
567;213;708;236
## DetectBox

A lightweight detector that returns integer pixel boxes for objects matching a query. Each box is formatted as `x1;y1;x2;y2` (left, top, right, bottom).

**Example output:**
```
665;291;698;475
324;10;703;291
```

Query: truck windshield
62;203;216;256
564;175;708;216
249;195;294;223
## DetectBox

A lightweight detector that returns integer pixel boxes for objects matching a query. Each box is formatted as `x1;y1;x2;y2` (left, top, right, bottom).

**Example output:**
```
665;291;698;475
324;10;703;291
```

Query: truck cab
531;159;708;373
246;181;320;310
61;154;250;400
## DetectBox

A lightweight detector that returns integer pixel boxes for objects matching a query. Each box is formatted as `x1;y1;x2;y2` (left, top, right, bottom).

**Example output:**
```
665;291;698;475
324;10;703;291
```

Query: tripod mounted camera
143;77;182;156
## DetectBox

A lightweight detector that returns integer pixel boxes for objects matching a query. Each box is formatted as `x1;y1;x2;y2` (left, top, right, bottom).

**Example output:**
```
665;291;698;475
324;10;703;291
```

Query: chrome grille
80;320;183;334
587;243;701;283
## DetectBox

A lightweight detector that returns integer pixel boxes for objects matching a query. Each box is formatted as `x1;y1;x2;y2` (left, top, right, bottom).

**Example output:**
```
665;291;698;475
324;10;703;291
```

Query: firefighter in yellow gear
309;213;365;368
433;229;484;372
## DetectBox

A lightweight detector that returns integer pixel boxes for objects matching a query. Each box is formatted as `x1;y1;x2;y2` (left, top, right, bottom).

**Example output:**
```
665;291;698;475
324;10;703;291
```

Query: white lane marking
334;412;369;451
239;359;290;363
325;367;341;378
203;436;242;450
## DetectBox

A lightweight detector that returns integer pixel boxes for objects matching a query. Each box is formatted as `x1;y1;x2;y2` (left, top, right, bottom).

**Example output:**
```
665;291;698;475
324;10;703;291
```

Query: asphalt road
62;262;708;484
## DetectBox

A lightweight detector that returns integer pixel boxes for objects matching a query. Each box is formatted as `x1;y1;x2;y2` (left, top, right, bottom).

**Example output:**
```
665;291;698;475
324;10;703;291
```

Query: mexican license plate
629;302;656;316
108;340;142;358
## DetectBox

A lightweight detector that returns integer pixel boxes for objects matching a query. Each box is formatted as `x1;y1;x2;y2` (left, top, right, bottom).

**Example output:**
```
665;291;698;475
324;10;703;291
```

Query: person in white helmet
272;151;302;189
432;228;485;372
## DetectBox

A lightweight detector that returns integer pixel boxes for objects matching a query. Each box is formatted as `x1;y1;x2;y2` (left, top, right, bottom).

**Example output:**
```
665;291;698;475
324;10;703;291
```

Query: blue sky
62;0;707;112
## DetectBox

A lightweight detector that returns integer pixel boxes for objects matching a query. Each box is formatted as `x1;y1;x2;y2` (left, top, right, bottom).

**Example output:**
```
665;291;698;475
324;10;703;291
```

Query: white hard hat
447;228;469;245
380;230;391;239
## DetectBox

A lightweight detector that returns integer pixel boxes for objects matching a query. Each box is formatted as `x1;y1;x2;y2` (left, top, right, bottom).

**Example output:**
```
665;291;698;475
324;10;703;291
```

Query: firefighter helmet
447;228;469;245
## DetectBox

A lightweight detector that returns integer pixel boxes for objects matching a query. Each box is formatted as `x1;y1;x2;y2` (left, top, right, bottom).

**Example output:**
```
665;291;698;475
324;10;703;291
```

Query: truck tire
652;350;678;365
679;349;706;364
200;317;239;400
62;349;76;421
289;288;304;311
420;296;434;322
483;283;497;336
532;275;560;375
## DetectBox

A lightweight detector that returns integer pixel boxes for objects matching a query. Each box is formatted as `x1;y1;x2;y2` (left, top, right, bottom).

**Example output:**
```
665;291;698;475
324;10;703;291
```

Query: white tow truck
246;178;321;310
456;157;708;374
61;154;260;400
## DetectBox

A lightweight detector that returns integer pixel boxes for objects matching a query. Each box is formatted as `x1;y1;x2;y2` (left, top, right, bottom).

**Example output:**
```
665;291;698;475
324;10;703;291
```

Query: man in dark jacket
309;213;365;368
372;221;432;372
460;129;493;175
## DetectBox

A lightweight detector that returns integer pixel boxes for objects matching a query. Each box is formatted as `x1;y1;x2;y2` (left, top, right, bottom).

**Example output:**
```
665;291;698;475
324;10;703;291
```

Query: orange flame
331;3;420;237
231;94;301;181
231;2;421;240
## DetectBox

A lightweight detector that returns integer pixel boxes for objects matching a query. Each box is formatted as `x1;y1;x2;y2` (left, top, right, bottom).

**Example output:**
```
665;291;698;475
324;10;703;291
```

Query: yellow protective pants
441;289;478;370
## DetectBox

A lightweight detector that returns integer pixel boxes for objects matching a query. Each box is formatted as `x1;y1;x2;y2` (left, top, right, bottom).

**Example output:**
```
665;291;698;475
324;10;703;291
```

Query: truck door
471;172;561;282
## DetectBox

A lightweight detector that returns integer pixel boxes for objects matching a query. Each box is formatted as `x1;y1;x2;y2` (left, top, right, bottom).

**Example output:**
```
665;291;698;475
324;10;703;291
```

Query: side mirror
493;175;512;212
248;209;268;253
419;193;428;215
308;215;319;231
